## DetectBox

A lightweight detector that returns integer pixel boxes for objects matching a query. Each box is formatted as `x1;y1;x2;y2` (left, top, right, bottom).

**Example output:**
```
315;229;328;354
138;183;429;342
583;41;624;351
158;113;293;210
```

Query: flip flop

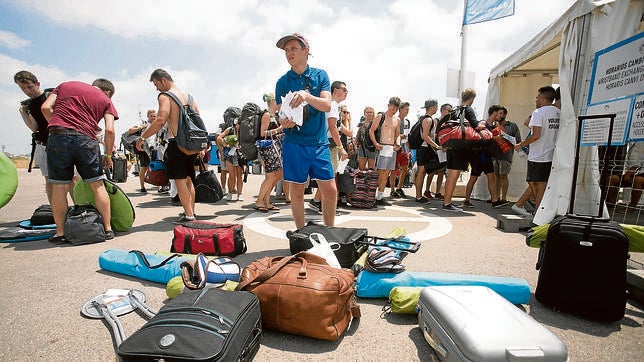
266;205;280;211
252;205;268;212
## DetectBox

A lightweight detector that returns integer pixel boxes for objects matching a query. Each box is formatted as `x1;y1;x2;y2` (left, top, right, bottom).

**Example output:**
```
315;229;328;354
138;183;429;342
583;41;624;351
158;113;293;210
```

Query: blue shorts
47;133;105;184
282;141;334;184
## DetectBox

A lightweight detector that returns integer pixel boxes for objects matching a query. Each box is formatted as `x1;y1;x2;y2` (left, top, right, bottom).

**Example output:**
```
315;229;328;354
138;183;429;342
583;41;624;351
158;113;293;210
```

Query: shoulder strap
160;91;183;107
235;255;299;291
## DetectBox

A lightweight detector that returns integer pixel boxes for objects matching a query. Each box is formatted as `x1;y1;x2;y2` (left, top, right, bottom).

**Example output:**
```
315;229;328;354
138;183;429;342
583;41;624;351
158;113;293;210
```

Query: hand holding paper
278;91;305;126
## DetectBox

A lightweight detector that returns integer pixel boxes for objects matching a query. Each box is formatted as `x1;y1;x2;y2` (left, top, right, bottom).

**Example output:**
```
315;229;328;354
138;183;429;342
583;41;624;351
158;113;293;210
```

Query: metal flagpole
458;0;468;98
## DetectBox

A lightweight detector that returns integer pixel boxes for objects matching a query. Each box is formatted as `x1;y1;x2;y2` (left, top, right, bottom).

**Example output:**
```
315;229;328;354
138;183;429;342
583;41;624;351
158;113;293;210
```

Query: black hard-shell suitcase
118;288;261;361
112;157;128;183
535;114;629;322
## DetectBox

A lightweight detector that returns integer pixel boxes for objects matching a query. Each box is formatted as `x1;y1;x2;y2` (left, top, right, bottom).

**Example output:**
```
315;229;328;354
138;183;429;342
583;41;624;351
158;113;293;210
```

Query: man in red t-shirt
41;79;119;243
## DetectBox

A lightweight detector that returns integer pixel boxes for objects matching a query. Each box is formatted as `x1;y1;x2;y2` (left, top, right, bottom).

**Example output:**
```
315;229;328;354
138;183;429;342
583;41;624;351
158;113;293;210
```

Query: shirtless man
369;97;401;206
136;69;200;223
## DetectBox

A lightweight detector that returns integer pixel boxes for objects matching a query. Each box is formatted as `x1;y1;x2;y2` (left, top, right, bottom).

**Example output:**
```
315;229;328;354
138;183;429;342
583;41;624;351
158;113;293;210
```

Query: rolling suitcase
118;288;261;361
417;286;567;362
535;113;629;322
112;156;128;183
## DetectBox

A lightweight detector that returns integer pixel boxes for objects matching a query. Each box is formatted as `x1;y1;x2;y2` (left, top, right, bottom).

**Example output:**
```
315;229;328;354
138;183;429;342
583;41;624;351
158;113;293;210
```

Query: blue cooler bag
356;270;531;305
99;249;189;284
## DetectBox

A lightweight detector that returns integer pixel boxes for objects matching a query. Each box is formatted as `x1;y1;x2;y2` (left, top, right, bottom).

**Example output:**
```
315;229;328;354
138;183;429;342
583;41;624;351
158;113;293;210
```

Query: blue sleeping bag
98;249;189;284
356;270;531;304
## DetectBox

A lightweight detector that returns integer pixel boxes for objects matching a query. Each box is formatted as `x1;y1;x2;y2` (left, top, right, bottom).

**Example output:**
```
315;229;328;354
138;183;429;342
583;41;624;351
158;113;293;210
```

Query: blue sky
0;0;576;155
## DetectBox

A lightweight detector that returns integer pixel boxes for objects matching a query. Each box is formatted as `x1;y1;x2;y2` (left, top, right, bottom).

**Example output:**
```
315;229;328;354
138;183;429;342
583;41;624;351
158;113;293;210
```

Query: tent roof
488;0;611;80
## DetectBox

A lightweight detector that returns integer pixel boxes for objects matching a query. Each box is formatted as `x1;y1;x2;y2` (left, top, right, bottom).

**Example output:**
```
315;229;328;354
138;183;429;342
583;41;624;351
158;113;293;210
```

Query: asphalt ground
0;168;642;361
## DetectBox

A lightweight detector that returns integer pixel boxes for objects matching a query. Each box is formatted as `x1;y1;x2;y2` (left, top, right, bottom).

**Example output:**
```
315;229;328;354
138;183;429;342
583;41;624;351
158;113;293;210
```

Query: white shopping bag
307;233;341;268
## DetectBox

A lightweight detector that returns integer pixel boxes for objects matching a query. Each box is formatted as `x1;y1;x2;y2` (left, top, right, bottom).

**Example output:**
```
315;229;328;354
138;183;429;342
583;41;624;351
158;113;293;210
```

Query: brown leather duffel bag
236;252;360;340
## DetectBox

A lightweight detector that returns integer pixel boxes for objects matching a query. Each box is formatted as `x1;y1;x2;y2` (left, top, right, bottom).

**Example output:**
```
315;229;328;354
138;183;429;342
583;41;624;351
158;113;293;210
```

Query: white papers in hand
278;91;305;126
501;131;516;145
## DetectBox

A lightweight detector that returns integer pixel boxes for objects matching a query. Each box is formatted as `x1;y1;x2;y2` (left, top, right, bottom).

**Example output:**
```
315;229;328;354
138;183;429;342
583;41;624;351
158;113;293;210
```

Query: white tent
484;0;644;224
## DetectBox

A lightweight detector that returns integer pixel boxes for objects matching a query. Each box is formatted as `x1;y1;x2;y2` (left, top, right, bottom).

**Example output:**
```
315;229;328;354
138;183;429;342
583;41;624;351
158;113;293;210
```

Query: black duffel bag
286;221;368;268
30;204;55;226
194;159;224;203
63;204;106;245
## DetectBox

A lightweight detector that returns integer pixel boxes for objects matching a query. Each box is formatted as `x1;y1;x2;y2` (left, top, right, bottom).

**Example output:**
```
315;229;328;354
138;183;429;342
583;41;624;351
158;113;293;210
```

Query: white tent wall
482;0;644;224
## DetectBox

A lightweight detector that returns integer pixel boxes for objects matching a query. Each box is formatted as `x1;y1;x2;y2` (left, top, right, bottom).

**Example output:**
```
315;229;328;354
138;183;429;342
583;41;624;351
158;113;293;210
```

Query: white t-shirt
326;100;340;139
528;105;560;163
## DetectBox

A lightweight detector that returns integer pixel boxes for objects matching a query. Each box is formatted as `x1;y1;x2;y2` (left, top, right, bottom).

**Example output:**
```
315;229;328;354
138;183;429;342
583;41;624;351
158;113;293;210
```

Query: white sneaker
237;194;244;202
512;204;531;216
226;193;233;201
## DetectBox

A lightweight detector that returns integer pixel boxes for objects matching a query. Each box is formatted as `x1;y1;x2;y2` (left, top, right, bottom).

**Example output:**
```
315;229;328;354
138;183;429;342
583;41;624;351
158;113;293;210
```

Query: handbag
180;253;241;290
194;159;224;203
235;252;361;340
63;204;106;245
144;161;169;186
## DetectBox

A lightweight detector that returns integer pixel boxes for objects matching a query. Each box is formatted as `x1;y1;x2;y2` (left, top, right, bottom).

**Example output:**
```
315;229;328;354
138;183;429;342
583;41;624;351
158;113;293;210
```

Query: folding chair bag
98;249;188;284
356;270;531;305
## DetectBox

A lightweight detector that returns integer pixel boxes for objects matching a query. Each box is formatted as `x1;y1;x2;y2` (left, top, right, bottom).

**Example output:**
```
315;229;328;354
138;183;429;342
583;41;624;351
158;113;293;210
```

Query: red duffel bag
437;123;493;150
171;221;247;257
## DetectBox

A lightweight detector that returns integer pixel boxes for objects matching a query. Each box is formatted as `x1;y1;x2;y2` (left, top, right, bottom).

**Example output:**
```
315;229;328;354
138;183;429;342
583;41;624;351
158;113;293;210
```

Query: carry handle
236;254;307;291
571;113;616;217
129;250;182;269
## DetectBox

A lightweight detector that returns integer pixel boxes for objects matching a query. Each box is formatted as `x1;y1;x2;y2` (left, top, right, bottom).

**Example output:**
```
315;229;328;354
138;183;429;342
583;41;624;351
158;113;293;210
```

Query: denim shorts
47;133;104;184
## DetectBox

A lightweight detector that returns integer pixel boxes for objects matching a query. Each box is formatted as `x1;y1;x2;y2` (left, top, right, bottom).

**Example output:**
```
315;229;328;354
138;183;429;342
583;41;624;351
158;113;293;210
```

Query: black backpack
163;92;209;155
408;115;432;150
223;106;242;129
238;102;266;161
362;113;386;152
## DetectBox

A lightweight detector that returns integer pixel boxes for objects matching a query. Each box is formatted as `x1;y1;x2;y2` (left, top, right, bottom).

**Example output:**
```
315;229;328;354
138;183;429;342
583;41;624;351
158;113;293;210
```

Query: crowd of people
13;32;642;241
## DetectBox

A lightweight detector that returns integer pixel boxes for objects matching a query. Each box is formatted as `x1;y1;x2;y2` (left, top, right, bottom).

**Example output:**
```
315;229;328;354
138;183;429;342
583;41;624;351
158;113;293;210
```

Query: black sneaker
442;203;463;212
389;190;400;198
308;199;322;213
415;196;431;203
396;189;407;198
376;199;391;206
462;200;474;208
492;200;508;208
137;188;148;194
105;230;115;240
48;235;69;244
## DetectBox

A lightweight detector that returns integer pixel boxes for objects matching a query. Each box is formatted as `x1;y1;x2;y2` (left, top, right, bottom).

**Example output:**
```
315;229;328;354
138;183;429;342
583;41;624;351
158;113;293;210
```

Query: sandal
252;205;268;212
266;205;280;211
285;199;292;204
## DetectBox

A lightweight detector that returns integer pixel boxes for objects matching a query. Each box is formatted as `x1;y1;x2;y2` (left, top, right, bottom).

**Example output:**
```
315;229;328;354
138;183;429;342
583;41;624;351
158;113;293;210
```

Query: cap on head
422;99;438;109
276;33;309;50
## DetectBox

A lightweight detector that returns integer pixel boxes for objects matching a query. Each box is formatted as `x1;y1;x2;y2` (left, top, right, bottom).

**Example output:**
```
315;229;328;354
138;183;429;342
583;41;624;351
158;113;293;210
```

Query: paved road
0;168;642;361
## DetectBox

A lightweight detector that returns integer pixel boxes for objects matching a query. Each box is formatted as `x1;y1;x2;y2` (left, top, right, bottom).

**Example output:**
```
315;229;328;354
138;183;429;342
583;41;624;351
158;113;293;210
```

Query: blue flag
463;0;515;25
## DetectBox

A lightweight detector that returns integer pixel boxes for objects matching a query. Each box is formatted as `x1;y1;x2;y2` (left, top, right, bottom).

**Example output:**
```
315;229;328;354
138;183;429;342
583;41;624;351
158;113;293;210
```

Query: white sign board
586;32;644;143
583;98;632;146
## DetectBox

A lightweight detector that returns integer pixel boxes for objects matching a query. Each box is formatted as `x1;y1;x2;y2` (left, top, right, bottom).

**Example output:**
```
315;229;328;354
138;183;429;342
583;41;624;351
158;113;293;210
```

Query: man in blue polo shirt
275;33;336;228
